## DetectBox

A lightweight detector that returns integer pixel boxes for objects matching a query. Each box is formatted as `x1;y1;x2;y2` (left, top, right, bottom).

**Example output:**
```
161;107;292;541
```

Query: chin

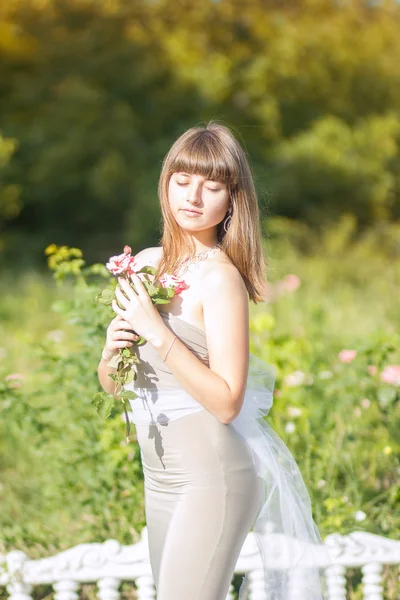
175;216;203;231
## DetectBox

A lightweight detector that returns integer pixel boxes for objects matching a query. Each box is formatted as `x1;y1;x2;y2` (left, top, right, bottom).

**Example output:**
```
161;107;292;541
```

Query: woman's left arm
114;265;249;424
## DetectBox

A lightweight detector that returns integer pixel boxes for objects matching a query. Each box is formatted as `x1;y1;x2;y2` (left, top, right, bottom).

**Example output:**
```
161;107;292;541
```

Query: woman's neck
183;230;219;254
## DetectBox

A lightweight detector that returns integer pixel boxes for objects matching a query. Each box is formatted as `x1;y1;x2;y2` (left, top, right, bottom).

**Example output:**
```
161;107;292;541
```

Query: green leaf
121;347;133;358
118;390;138;400
146;283;158;297
91;392;115;420
102;288;115;301
94;288;115;305
118;363;136;380
153;298;171;305
157;287;169;297
137;266;157;275
124;369;137;384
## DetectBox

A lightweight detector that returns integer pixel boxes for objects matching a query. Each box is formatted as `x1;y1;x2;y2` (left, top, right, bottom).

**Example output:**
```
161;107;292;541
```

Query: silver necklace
176;244;222;277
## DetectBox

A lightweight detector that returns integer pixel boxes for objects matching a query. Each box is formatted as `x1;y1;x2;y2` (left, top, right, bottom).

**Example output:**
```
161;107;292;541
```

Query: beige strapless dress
126;311;333;600
128;310;264;600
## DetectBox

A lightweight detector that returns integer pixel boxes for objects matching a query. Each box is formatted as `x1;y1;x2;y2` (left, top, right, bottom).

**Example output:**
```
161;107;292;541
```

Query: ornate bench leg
6;580;33;600
53;580;80;600
135;575;156;600
325;564;347;600
361;562;383;600
287;567;322;600
248;567;269;600
97;577;121;600
6;550;33;600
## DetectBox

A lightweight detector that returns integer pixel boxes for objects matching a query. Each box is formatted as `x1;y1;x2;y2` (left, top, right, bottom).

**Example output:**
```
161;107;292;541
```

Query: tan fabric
134;312;263;599
136;409;263;600
133;310;209;390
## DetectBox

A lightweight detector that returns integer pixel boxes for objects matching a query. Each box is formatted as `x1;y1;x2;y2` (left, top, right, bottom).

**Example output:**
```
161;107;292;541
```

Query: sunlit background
1;1;399;597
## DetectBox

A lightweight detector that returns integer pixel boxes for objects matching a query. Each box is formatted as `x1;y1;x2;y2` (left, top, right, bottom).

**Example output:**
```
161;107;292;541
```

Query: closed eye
177;181;220;193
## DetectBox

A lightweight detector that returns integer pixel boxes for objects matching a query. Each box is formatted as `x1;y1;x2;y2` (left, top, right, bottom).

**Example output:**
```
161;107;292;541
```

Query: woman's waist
125;382;273;425
127;386;205;425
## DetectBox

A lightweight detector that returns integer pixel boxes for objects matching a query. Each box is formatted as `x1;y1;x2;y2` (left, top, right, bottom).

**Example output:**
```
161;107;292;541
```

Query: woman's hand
101;315;141;362
112;273;167;347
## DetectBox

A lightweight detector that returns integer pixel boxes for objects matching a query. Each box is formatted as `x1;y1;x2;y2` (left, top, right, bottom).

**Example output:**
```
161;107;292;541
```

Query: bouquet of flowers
92;245;187;442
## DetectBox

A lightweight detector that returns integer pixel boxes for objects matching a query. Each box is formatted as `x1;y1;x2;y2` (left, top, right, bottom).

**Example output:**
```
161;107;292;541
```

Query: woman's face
168;172;230;234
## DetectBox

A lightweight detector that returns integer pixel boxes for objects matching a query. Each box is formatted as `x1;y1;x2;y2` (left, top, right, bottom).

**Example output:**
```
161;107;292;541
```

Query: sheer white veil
234;353;335;599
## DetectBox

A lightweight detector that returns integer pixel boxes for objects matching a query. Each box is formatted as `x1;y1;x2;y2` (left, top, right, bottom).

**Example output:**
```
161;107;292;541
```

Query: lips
181;209;202;215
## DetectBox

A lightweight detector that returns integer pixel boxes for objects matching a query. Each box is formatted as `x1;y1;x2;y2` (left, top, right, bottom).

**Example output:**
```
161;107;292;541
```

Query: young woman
97;122;331;600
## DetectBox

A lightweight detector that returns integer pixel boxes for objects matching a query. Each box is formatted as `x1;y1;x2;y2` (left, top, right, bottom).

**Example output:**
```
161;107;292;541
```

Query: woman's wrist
101;348;116;363
150;326;178;359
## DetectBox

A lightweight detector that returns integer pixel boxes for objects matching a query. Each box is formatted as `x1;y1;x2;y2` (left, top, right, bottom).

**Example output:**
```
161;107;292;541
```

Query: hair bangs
169;132;238;186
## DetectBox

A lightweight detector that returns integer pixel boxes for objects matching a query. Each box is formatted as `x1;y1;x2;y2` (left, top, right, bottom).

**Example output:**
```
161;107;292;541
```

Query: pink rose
123;245;132;254
268;274;301;301
338;349;357;363
5;373;25;388
368;365;378;376
380;365;400;386
106;252;136;276
159;274;189;295
282;274;301;292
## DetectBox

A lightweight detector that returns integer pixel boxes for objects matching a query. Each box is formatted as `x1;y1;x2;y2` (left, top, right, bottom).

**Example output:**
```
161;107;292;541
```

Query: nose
186;181;202;205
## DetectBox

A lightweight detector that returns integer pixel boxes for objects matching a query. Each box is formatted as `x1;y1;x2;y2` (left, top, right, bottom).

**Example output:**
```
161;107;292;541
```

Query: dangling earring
223;206;233;233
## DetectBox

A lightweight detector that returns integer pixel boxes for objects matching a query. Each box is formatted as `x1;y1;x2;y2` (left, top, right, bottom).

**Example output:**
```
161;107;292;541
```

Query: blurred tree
152;0;400;224
0;0;206;266
268;113;400;227
1;0;400;267
0;132;21;253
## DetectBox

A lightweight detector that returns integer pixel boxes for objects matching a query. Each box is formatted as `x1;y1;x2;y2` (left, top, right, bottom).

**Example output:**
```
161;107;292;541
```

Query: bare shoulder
134;246;163;269
202;253;247;298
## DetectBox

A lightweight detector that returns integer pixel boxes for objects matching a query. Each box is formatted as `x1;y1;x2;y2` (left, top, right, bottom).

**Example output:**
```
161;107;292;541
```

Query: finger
114;319;135;330
118;276;137;299
129;272;147;297
112;299;125;317
111;340;134;348
114;330;139;341
115;286;129;308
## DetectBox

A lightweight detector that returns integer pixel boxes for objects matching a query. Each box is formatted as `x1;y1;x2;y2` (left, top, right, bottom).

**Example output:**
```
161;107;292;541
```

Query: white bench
1;527;399;599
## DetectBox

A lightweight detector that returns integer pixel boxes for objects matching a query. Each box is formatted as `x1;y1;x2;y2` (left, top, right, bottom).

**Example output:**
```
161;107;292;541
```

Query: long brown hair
157;120;267;303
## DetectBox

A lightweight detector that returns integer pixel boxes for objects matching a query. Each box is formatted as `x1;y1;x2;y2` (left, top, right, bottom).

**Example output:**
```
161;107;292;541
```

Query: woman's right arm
97;315;140;394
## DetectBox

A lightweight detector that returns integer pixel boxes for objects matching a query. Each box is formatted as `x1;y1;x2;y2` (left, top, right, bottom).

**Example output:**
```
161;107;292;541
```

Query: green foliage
0;131;21;223
0;226;399;570
0;245;146;557
253;219;400;542
270;114;400;225
91;391;116;420
2;0;400;265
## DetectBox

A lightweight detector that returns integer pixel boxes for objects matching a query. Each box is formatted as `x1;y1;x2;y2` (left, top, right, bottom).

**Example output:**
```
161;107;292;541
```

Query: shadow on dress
147;418;169;470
